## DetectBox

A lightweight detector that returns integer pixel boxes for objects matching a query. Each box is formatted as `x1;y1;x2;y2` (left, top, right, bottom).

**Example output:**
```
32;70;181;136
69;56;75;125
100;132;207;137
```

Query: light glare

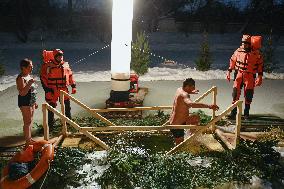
111;0;133;74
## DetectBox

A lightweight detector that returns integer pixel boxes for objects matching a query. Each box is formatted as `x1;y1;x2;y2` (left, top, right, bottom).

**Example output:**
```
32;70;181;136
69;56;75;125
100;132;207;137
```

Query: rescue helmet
251;36;262;50
53;49;64;58
241;35;251;45
42;50;54;63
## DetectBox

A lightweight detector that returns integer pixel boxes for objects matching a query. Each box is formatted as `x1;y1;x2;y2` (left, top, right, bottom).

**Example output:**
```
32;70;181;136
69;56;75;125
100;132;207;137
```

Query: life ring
0;140;54;189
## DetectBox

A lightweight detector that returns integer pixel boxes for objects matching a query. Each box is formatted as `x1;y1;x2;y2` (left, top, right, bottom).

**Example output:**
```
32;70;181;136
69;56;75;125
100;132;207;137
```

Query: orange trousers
232;71;255;105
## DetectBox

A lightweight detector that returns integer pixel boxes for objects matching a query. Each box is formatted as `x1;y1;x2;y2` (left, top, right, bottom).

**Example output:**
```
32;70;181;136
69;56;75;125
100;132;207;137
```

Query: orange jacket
40;61;76;90
228;48;263;76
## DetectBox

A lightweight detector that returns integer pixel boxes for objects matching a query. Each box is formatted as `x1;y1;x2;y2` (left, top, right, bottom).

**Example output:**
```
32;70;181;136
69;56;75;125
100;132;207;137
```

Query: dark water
105;132;175;154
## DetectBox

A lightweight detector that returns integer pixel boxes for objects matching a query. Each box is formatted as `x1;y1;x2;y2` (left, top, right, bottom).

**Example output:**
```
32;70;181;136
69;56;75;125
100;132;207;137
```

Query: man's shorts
170;122;186;138
170;129;185;138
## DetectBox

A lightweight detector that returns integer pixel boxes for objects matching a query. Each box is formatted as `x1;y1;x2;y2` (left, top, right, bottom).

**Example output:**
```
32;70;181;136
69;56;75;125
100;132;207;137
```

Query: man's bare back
169;87;192;125
169;78;219;145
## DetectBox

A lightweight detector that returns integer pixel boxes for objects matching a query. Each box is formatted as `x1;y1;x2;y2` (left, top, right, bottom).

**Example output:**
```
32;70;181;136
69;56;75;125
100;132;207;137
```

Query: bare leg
185;114;200;136
20;105;35;145
175;137;184;145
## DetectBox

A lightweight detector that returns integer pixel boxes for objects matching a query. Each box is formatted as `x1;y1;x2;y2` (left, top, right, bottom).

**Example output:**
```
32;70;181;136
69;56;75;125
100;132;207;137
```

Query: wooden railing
41;86;239;152
42;103;110;150
167;100;242;155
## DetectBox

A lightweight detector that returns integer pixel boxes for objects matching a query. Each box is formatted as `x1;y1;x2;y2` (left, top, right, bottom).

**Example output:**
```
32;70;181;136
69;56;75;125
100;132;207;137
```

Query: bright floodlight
111;0;133;74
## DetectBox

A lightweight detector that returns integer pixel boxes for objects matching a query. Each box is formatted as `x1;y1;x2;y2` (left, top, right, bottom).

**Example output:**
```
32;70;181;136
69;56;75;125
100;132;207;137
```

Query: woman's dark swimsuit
18;74;36;107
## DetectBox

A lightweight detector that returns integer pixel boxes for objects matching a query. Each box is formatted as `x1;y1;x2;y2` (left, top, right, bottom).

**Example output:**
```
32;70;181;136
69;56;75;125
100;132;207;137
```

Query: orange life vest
42;61;75;89
229;48;263;75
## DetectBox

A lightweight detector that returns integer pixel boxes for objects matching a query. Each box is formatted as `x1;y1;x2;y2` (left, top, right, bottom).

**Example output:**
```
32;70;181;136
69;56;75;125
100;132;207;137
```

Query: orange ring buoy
0;140;54;189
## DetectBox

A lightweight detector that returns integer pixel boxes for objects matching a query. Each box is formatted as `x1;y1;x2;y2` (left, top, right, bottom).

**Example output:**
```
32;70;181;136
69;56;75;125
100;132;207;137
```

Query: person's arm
227;50;237;82
68;66;76;94
16;77;34;96
255;53;263;86
183;95;219;110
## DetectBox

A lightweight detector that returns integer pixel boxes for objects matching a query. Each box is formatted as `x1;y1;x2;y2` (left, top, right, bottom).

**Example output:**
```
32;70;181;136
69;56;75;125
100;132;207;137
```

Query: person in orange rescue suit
226;35;263;119
40;49;76;128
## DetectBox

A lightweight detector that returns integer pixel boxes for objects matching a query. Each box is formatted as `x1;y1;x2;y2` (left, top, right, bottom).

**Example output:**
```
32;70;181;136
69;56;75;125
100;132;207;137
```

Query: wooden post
211;86;217;131
60;90;67;136
53;135;64;148
234;101;242;148
45;103;110;150
42;104;49;141
215;129;234;149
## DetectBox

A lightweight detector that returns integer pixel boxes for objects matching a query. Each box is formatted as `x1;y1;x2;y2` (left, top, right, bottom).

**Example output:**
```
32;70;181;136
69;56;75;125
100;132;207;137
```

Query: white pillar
111;0;133;91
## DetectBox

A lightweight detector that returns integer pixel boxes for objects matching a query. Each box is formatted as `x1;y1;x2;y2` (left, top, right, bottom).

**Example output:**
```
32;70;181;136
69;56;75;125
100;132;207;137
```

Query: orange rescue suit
40;60;76;104
228;47;263;105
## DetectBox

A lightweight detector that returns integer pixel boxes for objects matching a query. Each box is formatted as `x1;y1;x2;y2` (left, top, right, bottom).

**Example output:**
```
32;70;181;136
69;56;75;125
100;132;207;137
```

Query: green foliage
112;113;169;127
42;147;91;188
97;139;284;189
262;30;278;73
195;31;212;71
131;32;150;75
97;148;145;189
0;49;5;76
194;110;211;125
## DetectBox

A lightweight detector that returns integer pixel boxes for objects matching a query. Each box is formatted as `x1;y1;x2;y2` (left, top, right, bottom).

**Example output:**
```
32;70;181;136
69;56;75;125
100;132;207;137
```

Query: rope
39;161;51;189
72;44;110;65
71;43;175;65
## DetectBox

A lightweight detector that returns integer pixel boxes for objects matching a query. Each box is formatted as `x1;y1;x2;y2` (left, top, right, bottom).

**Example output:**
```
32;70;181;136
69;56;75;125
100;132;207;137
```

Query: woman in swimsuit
16;58;38;146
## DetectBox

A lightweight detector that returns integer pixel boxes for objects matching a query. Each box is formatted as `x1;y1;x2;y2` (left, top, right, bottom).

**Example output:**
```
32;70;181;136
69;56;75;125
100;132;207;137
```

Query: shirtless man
169;78;219;145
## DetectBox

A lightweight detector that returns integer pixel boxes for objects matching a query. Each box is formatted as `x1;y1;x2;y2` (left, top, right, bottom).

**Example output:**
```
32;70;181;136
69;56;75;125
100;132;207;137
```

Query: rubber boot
64;99;72;120
48;102;56;129
244;104;250;120
228;107;237;120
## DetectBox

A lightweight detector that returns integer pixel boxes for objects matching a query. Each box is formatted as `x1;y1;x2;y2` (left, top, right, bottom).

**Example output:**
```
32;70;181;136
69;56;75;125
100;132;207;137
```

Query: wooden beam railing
167;100;243;155
53;86;223;152
59;90;115;136
80;125;205;132
42;103;109;150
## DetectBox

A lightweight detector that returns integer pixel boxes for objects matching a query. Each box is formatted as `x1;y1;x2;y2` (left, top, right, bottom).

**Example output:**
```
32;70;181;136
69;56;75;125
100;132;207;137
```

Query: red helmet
53;49;64;58
251;36;262;50
42;50;54;63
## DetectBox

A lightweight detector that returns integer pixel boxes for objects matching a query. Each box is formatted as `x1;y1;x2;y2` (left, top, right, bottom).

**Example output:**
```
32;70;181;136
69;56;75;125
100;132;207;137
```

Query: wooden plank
81;130;109;150
234;103;242;147
211;86;217;130
92;106;173;112
45;103;110;150
62;137;82;148
194;86;216;103
53;135;64;148
42;104;49;141
215;129;235;150
222;132;258;141
80;125;206;132
60;91;115;126
169;134;224;154
60;91;67;136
